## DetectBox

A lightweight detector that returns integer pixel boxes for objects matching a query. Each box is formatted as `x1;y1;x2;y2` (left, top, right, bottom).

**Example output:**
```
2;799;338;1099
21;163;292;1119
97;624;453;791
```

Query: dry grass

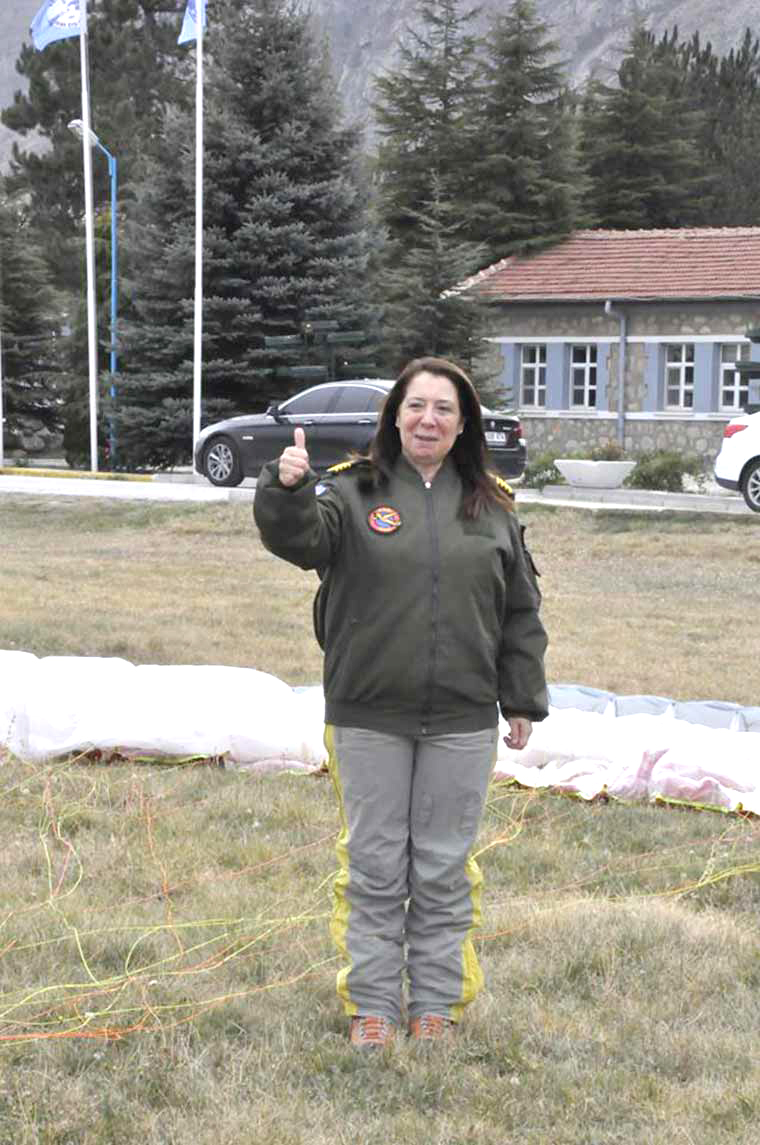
1;494;759;701
0;758;757;1145
0;496;321;683
0;493;759;1144
537;509;760;705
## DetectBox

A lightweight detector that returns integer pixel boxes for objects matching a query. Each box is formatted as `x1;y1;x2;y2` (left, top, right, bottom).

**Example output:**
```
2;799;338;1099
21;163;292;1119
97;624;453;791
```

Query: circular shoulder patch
368;505;402;534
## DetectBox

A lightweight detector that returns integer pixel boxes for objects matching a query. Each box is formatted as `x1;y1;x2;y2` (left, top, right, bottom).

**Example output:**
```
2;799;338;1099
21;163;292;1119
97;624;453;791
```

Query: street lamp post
68;119;118;459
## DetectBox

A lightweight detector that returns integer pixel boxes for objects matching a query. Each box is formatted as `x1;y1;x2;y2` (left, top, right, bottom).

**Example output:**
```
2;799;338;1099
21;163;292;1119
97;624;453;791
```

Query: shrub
522;442;629;488
625;451;705;492
588;441;626;461
521;451;564;488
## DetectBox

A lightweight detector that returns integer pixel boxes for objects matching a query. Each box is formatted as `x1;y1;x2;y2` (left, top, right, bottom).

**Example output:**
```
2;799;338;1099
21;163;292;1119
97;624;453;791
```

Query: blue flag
30;0;81;51
178;0;207;45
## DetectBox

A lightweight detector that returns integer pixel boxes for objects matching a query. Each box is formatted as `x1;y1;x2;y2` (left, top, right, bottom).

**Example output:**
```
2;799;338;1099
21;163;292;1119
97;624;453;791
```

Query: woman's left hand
503;716;533;751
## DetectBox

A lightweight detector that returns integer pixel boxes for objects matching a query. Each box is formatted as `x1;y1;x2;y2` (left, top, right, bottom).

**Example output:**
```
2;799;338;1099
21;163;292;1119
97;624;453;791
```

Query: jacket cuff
501;705;549;723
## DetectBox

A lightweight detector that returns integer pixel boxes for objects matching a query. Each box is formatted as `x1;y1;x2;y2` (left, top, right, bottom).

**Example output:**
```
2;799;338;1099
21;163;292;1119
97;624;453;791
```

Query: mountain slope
2;0;758;168
0;0;41;170
312;0;759;135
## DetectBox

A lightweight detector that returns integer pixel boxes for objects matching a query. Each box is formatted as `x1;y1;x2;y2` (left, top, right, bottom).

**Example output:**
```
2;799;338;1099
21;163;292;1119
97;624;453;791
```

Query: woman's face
395;371;464;473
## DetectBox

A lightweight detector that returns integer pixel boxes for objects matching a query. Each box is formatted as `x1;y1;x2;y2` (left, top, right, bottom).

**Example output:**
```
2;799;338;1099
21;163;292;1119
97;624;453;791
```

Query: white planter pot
554;459;636;489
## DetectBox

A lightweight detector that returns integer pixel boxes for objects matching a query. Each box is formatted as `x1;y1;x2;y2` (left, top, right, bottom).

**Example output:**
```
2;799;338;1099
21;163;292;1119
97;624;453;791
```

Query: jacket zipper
421;479;440;734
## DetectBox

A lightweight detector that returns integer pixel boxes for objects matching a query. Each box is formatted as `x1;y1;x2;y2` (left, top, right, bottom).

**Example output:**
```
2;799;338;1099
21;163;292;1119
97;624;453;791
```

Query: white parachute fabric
496;706;760;813
0;650;38;759
0;653;325;770
1;652;758;811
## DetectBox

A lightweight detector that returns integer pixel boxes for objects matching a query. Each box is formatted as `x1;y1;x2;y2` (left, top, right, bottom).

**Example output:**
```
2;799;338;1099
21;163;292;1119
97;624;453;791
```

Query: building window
720;343;750;411
665;343;694;409
570;344;597;408
520;345;546;407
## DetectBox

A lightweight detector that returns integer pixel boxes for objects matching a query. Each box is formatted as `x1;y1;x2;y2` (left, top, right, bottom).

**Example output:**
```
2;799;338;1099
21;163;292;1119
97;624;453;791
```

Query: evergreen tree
467;0;584;261
580;25;713;229
678;30;760;224
0;187;61;455
373;0;482;247
2;0;189;466
1;0;185;298
377;177;490;374
714;109;760;225
372;0;487;372
114;0;377;470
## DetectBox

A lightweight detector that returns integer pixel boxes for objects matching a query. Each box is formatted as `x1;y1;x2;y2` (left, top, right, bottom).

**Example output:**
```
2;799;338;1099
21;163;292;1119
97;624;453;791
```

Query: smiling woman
394;370;464;482
254;355;548;1048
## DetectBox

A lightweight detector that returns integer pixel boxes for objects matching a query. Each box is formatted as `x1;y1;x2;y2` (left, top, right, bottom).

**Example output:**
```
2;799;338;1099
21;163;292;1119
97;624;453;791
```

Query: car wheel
204;436;243;487
741;459;760;512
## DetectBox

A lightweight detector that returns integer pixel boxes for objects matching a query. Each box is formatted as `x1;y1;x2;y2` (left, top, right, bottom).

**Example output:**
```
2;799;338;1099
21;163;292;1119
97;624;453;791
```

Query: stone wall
520;414;727;468
483;298;759;467
623;419;727;459
486;299;760;340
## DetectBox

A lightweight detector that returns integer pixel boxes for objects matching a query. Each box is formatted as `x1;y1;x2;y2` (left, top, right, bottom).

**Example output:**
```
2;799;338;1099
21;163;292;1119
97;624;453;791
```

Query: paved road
0;473;255;504
0;471;753;515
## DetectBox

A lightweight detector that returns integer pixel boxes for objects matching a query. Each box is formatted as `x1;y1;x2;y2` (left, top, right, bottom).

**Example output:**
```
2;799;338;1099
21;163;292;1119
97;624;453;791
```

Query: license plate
485;431;507;445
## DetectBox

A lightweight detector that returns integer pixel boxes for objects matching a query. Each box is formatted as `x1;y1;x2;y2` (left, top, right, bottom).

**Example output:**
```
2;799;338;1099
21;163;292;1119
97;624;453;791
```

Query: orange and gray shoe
349;1014;396;1050
409;1013;456;1041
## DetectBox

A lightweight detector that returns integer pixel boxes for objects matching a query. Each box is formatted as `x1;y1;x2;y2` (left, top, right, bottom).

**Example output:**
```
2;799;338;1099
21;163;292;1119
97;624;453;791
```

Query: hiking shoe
409;1014;455;1041
349;1014;396;1050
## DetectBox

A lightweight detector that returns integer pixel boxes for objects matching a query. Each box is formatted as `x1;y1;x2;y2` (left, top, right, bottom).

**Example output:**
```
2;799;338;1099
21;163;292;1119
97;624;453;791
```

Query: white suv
714;411;760;512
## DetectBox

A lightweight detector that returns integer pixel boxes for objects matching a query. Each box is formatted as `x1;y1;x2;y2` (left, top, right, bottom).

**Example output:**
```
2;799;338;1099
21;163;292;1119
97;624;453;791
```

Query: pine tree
113;0;378;470
0;187;61;455
1;0;185;298
2;1;189;466
467;0;584;261
580;25;713;229
378;177;490;375
714;107;760;225
678;30;760;224
372;0;487;372
373;0;482;247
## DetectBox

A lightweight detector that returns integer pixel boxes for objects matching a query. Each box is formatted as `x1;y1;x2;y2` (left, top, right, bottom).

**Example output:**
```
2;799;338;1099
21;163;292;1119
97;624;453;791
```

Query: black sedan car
194;380;526;486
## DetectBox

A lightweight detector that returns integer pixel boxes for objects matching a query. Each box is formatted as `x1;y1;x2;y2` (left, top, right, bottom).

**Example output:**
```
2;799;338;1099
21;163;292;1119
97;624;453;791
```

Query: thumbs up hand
278;427;311;488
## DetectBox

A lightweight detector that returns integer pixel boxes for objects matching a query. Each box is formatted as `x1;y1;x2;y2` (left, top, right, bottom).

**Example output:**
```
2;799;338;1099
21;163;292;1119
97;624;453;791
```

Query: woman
253;357;548;1048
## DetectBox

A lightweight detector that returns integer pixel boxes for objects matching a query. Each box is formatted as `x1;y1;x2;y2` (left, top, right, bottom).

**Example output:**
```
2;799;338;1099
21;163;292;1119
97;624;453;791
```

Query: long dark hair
361;357;514;519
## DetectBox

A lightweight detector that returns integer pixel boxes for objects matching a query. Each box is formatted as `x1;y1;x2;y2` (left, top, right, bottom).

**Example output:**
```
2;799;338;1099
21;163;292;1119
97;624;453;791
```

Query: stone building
463;228;760;464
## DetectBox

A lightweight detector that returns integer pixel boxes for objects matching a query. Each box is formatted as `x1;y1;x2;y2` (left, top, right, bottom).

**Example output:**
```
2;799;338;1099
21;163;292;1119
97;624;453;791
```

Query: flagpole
192;2;204;467
79;0;99;472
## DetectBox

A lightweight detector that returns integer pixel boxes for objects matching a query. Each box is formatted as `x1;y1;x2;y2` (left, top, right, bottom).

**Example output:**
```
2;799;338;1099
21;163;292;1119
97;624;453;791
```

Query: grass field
1;494;759;1144
1;494;759;702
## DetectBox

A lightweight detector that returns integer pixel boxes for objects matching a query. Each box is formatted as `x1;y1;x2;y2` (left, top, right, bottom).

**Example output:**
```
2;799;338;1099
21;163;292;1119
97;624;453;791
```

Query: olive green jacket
253;454;548;736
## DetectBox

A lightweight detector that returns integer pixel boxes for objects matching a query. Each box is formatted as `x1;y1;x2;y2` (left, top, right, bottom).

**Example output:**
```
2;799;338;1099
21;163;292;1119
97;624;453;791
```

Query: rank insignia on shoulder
327;459;360;474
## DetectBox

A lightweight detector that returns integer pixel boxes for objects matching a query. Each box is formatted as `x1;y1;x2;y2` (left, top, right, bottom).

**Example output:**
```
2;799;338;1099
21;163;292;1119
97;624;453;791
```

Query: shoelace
414;1014;451;1038
354;1015;393;1044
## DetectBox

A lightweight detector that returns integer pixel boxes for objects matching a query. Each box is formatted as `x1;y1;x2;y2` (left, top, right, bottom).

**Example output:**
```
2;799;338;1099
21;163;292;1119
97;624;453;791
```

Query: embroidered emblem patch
368;506;402;534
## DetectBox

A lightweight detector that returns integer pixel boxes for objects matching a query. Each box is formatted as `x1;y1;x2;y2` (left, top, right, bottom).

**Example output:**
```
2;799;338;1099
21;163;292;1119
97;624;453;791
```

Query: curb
517;485;752;517
0;467;153;483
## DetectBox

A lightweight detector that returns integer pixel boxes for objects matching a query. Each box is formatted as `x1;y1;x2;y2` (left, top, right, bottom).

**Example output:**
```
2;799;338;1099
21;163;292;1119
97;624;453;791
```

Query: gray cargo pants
325;723;498;1026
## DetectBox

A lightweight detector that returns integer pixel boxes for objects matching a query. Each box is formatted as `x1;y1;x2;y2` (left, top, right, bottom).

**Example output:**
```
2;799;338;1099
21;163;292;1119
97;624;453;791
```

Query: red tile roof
461;227;760;302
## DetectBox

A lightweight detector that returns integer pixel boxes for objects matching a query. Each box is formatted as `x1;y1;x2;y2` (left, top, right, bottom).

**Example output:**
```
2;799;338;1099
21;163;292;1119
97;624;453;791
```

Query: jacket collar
394;452;460;490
